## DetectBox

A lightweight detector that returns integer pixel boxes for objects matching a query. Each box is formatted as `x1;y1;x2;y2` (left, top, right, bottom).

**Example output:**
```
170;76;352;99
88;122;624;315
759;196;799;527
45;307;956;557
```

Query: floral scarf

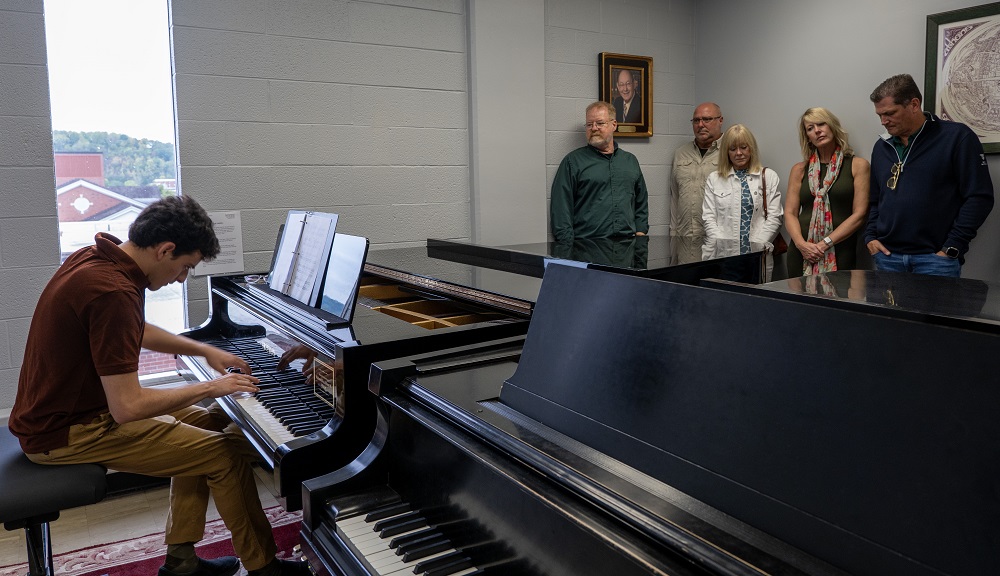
804;147;843;276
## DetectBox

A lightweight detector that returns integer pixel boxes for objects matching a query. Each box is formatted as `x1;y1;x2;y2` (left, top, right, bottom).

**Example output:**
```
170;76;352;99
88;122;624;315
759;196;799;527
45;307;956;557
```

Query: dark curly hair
128;195;220;260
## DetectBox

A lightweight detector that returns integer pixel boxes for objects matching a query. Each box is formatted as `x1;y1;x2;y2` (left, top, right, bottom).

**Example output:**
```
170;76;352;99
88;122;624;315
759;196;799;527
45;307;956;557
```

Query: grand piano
176;234;764;512
300;264;1000;576
176;245;538;510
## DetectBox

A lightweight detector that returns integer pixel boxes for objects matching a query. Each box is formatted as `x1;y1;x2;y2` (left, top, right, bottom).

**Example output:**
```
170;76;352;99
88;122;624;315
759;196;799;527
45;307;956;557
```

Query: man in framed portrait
613;68;642;124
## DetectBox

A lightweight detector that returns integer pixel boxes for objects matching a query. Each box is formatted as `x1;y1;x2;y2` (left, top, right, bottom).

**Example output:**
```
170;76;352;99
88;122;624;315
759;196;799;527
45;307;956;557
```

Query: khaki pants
26;404;276;571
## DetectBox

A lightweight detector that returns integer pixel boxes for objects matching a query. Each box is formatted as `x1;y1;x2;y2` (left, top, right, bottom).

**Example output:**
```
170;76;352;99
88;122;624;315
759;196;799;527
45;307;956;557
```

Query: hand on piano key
226;367;252;398
278;344;318;383
211;370;261;399
202;345;253;377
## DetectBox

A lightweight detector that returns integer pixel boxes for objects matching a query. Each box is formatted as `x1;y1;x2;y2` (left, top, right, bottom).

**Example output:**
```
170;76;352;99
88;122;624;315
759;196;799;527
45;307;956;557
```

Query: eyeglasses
585;121;611;129
616;82;634;89
691;116;721;125
887;161;903;190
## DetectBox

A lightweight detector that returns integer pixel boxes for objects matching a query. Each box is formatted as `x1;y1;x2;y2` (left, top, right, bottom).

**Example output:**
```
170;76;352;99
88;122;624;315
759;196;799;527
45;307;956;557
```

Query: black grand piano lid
499;263;1000;576
426;236;764;284
705;269;1000;333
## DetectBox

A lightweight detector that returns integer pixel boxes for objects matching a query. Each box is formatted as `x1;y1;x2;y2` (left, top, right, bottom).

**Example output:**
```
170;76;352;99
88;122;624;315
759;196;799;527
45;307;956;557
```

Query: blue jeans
872;252;961;277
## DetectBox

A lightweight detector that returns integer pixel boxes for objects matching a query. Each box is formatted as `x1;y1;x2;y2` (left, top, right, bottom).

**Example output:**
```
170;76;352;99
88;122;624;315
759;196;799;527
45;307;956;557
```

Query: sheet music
284;215;335;303
268;211;339;305
268;215;306;293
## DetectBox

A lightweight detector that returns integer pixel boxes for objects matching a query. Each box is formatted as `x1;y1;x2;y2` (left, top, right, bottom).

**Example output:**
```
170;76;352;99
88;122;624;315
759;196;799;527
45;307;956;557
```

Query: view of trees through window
44;0;183;376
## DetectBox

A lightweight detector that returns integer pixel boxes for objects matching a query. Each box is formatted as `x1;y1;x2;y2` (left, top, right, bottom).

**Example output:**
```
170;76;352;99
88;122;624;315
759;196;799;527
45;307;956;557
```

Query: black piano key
288;423;320;436
255;389;292;399
400;538;454;562
268;407;305;419
416;552;474;576
373;511;427;535
389;527;441;549
364;502;411;523
264;399;304;411
392;516;467;548
380;517;427;538
288;413;319;424
281;419;321;432
283;420;324;433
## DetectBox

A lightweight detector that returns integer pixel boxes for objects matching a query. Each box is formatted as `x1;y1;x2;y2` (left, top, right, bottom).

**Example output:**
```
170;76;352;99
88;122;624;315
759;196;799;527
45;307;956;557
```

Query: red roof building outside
52;151;175;378
54;152;104;186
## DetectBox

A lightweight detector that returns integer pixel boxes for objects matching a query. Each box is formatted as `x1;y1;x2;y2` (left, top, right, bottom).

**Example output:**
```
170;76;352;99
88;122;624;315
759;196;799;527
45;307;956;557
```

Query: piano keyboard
337;503;482;576
202;336;336;446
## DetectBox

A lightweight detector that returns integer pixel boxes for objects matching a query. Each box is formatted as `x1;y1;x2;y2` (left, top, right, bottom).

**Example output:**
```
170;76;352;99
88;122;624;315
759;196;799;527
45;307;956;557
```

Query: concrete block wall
170;0;470;324
544;0;697;236
0;0;58;416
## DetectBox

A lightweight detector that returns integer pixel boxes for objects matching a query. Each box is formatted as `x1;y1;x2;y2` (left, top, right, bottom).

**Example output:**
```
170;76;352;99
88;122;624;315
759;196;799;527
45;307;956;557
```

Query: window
44;0;183;377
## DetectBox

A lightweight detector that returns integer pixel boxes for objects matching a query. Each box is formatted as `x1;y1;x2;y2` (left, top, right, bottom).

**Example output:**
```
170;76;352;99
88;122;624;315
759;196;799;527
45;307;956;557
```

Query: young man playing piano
9;196;310;576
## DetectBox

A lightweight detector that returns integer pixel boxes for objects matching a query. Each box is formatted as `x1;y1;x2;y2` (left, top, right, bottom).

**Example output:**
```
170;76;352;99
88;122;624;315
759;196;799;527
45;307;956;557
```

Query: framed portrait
599;52;653;137
926;3;1000;153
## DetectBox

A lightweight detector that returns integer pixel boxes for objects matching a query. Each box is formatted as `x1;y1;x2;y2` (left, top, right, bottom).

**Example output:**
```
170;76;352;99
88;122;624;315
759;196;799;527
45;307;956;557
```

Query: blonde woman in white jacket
702;124;783;279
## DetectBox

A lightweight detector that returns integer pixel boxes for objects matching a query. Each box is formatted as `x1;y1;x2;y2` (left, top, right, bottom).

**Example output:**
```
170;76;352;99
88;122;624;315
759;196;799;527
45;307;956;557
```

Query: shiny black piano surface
177;246;538;510
704;269;1000;333
301;264;1000;576
427;235;764;284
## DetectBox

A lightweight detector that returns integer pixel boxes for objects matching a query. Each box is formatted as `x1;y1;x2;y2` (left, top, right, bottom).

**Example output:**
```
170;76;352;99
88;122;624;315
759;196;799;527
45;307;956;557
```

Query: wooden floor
0;470;280;565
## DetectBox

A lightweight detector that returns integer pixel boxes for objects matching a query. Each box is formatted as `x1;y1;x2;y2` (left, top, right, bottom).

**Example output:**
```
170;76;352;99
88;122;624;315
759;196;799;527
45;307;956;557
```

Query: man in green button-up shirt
550;101;649;243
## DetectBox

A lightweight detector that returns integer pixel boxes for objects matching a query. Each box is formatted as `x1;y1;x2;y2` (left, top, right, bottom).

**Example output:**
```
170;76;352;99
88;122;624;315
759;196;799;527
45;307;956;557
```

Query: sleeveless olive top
786;155;859;275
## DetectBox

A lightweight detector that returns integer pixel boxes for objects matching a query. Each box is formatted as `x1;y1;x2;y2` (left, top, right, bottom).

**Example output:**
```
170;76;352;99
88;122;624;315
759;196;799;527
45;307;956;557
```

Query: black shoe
158;556;241;576
247;558;312;576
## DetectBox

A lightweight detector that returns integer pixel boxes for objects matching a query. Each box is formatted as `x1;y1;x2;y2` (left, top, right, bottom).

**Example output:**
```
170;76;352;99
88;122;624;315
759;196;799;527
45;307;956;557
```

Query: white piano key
234;395;297;445
338;508;471;576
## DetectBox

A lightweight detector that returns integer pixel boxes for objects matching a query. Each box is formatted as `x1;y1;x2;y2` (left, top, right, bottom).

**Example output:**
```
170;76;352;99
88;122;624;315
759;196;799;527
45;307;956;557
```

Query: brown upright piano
300;263;1000;575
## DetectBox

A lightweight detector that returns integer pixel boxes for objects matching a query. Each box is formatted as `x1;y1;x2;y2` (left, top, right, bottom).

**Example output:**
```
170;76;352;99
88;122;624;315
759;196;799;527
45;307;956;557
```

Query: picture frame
599;52;653;138
926;3;1000;153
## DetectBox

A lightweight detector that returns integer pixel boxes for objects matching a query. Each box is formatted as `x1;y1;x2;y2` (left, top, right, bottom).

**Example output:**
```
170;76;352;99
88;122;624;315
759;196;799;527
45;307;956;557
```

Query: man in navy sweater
864;73;994;277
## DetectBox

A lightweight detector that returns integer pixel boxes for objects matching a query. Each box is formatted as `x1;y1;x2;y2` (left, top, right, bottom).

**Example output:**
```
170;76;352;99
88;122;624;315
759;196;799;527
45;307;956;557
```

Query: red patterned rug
0;506;302;576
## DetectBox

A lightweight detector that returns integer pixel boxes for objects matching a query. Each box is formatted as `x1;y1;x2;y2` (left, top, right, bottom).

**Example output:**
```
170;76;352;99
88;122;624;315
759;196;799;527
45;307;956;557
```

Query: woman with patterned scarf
784;108;871;277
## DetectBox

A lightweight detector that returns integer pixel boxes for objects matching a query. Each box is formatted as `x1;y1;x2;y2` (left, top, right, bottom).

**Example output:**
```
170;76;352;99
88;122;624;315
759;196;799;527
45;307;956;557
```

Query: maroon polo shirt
10;233;149;453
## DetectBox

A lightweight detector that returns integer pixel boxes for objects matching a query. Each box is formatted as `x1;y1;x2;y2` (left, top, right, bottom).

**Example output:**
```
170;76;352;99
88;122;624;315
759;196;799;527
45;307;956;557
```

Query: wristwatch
823;236;833;247
944;246;960;258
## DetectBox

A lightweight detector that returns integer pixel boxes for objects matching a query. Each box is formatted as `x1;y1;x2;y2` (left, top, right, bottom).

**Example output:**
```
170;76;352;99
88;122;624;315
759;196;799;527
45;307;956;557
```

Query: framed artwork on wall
926;3;1000;153
599;52;653;138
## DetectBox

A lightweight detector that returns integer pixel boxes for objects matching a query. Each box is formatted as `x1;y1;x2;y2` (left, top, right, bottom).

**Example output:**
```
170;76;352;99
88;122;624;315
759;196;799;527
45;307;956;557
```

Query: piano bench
0;426;107;576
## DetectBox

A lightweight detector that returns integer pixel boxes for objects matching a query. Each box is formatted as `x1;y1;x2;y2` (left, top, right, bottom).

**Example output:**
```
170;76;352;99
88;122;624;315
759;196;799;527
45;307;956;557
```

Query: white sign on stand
192;211;245;276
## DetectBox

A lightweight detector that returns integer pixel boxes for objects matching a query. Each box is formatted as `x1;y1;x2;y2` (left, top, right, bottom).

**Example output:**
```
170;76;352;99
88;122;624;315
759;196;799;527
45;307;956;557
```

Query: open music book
268;210;339;306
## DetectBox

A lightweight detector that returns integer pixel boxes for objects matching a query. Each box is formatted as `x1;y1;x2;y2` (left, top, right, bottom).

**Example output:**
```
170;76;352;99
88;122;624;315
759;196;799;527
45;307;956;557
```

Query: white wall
0;0;59;416
469;0;548;245
170;0;472;323
697;0;1000;282
545;0;697;237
